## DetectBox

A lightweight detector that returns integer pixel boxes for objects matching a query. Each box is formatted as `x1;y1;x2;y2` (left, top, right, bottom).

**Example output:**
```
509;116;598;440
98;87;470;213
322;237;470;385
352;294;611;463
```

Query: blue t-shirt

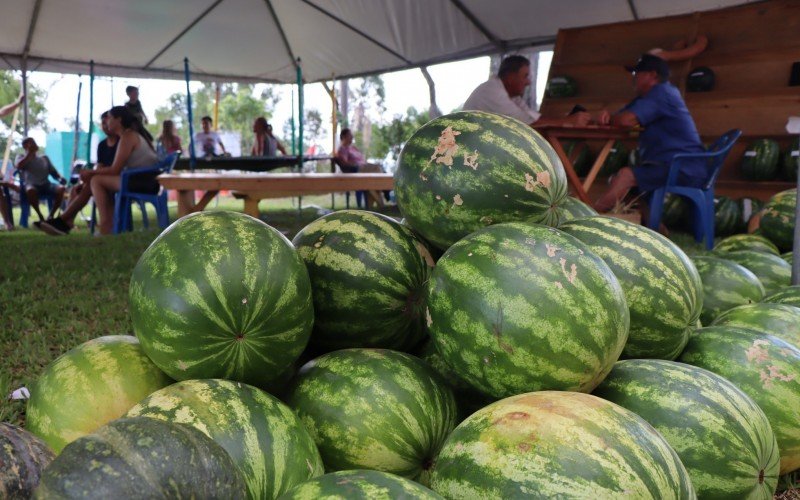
623;82;706;184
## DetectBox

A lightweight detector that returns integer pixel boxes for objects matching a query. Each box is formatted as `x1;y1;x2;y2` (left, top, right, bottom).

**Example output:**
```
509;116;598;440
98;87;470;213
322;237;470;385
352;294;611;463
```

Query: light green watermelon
760;189;796;252
561;216;702;359
780;138;799;182
714;196;742;236
34;417;246;499
711;302;800;347
692;256;765;325
394;111;567;249
679;326;800;474
719;250;791;294
127;379;324;500
741;138;781;181
594;359;780;498
285;349;457;484
713;233;780;255
762;285;800;307
129;211;313;389
292;210;433;351
0;423;54;498
427;222;629;399
277;470;443;500
26;335;172;454
554;195;597;226
430;391;695;499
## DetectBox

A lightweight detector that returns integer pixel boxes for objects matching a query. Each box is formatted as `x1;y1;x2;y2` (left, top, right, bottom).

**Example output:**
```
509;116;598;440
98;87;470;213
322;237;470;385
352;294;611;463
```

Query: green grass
0;193;399;426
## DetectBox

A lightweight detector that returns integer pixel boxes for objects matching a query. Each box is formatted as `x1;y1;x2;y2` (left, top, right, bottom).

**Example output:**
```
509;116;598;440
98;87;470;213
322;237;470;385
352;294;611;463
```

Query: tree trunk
419;67;442;119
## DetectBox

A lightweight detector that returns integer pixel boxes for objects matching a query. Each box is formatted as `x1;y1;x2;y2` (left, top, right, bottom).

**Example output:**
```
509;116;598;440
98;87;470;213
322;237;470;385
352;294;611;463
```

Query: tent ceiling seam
447;0;504;51
263;0;298;70
144;0;226;69
627;0;640;20
23;0;44;59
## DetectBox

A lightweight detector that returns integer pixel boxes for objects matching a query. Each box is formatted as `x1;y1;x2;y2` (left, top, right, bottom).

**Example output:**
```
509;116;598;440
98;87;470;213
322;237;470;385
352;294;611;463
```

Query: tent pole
296;58;304;171
185;58;196;171
21;59;29;136
86;60;94;162
213;82;220;131
793;128;800;285
329;74;337;209
72;78;82;168
290;88;296;155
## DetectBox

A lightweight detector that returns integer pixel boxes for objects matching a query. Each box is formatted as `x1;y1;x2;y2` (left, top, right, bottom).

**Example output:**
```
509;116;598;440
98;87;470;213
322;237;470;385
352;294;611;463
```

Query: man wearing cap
594;53;706;215
463;55;591;127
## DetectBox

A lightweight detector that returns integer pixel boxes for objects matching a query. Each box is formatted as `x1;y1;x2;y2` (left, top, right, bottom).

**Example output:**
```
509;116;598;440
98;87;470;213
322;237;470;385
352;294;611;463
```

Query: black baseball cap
625;53;670;79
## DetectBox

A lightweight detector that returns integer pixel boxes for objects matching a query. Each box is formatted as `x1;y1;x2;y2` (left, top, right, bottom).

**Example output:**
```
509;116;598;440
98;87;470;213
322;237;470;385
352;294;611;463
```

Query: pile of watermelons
4;111;800;499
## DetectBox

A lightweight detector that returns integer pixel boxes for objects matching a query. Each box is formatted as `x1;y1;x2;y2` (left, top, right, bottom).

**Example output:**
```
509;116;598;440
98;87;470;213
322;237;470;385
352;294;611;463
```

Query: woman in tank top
83;105;158;235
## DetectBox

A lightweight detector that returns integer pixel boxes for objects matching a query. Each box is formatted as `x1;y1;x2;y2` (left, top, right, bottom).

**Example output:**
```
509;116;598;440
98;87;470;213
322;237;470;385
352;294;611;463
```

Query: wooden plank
159;173;394;192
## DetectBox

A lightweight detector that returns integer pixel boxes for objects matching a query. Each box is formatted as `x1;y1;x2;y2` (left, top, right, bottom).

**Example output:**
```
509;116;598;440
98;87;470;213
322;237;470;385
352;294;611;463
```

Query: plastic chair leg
19;195;30;228
113;193;125;234
345;191;351;209
704;195;715;250
647;189;666;231
156;196;169;229
138;200;149;230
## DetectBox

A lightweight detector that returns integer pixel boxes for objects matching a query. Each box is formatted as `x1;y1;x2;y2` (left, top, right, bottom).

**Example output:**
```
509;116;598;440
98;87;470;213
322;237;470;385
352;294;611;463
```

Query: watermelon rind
0;423;54;498
553;195;597;227
759;189;796;252
714;233;780;255
711;302;800;348
277;470;443;500
741;138;781;181
718;250;791;294
762;285;800;308
692;256;765;325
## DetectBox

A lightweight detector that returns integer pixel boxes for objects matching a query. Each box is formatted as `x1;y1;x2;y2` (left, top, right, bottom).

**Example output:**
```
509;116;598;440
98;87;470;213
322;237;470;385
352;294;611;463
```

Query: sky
24;52;554;152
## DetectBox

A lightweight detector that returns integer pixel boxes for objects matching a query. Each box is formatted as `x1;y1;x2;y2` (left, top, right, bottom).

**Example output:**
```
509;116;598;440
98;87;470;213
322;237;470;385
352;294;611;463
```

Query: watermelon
277;470;443;500
713;233;780;255
292;210;432;351
0;423;54;498
129;211;313;389
711;302;800;347
778;471;799;493
714;196;742;236
782;251;793;265
427;222;629;399
34;417;246;499
780;138;800;182
394;111;567;250
692;256;765;324
599;140;628;177
662;193;691;230
25;335;172;454
545;75;578;98
763;286;800;307
285;349;457;483
127;379;323;500
562;140;593;176
561;216;702;359
429;391;695;499
594;359;780;498
679;326;800;474
553;195;597;226
741;138;781;181
719;250;791;294
760;189;796;252
738;197;764;232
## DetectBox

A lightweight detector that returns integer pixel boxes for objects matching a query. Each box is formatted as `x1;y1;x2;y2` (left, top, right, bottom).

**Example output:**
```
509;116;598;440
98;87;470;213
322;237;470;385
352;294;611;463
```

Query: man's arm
276;141;287;155
217;136;227;154
45;157;66;184
534;112;592;128
608;111;640;128
0;94;24;118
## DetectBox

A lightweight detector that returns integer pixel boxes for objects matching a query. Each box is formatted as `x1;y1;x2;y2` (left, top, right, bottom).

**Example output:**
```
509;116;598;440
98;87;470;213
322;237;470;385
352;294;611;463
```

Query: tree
370;106;430;161
303;108;324;148
0;71;48;155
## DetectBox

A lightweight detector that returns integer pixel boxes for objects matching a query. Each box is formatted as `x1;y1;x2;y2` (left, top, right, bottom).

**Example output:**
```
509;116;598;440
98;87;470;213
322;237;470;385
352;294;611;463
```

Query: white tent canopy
1;0;756;84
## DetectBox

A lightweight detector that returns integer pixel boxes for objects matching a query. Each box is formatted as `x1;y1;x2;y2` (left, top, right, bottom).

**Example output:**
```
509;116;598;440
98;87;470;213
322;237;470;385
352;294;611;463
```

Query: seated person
251;117;287;156
194;116;227;158
594;54;706;221
335;128;385;208
15;137;67;224
42;106;157;236
463;55;591;127
40;111;119;235
156;119;182;157
0;92;24;230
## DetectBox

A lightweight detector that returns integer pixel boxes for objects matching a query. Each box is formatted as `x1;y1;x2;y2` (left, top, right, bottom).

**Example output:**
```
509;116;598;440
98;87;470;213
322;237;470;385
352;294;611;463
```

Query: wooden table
158;172;394;217
535;125;638;204
174;154;333;173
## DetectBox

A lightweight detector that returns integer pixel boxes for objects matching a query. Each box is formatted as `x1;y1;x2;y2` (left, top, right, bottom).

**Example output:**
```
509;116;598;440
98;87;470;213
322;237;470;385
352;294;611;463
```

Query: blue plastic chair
647;129;742;249
113;152;178;234
7;170;56;228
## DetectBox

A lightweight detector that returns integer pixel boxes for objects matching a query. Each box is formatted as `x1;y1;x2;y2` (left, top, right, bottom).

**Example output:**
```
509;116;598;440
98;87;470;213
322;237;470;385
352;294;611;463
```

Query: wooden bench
158;172;394;217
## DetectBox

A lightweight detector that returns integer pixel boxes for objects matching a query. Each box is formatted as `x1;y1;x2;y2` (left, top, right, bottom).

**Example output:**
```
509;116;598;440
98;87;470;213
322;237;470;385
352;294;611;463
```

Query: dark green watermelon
741;139;781;181
34;417;246;499
762;285;800;308
599;141;628;177
721;250;791;294
554;196;598;226
737;197;764;233
780;138;800;182
760;189;796;252
662;194;691;230
711;302;800;348
692;256;764;325
277;470;443;499
0;423;54;499
714;196;742;237
563;140;593;176
545;75;578;98
714;234;780;255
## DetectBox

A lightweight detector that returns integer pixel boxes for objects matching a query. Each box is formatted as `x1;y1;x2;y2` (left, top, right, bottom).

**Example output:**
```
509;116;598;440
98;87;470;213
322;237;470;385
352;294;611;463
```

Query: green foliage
369;106;431;160
0;71;49;155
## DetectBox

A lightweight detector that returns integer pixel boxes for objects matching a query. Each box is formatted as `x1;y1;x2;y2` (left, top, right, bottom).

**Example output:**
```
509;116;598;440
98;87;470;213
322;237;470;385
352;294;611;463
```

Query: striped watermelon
719;250;791;294
394;111;567;250
714;233;780;255
0;423;54;498
714;196;742;236
35;417;246;499
662;194;691;230
553;195;597;226
763;285;800;307
129;211;313;389
126;379;323;500
599;140;628;177
26;335;172;453
278;470;443;500
692;256;765;325
561;216;702;359
741;138;781;181
429;391;695;499
760;189;796;252
292;210;433;351
562;140;593;176
781;138;800;181
711;302;800;347
427;222;629;399
782;251;793;265
285;349;457;484
679;326;800;474
594;359;780;498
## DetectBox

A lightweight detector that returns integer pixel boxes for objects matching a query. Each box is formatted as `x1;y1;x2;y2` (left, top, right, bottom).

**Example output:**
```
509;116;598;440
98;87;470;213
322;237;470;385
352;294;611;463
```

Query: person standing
124;85;148;125
0;92;25;230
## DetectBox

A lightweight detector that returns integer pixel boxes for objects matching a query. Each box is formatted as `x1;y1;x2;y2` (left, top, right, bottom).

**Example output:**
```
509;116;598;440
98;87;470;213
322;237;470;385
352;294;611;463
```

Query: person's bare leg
0;190;13;230
26;189;46;221
90;175;121;235
594;167;637;213
60;184;92;227
50;186;65;219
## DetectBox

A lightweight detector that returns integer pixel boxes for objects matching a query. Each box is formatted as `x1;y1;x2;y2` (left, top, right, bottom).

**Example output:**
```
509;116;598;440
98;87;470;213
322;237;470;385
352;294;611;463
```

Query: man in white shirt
463;55;590;127
194;116;227;157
